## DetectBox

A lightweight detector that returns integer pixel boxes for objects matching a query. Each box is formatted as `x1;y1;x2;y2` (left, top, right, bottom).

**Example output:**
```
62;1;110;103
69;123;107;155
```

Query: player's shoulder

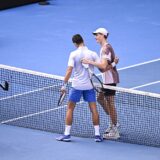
87;50;99;61
102;43;112;55
70;50;77;56
103;43;110;49
105;43;114;51
87;48;97;55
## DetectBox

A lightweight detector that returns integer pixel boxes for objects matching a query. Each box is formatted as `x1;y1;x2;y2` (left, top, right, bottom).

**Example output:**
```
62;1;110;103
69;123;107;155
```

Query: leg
83;89;102;142
56;88;81;142
89;102;99;126
97;92;113;131
65;88;81;126
106;96;117;126
97;92;110;115
103;96;120;139
89;102;103;142
63;101;76;137
65;101;76;126
56;101;75;142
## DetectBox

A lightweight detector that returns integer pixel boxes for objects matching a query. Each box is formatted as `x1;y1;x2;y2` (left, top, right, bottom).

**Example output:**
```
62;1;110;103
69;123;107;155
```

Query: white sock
64;125;71;135
94;125;100;136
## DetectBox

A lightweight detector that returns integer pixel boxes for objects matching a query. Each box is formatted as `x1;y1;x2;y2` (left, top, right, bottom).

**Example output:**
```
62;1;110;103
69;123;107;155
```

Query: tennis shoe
104;123;120;134
103;126;120;140
104;125;112;134
56;135;71;142
94;135;103;142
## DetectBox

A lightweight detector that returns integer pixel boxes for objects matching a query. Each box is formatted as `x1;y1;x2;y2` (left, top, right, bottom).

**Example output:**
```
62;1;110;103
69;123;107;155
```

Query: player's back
69;46;99;90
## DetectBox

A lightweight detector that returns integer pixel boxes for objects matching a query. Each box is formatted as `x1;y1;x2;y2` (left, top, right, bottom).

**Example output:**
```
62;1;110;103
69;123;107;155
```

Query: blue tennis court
0;0;160;160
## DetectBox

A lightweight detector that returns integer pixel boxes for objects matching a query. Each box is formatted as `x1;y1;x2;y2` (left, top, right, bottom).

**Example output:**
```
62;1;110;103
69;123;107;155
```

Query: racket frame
0;81;9;91
57;91;66;106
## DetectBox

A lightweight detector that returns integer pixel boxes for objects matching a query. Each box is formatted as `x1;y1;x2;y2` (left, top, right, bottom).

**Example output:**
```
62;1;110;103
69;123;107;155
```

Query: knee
97;92;105;101
67;106;74;112
97;96;101;103
97;96;103;104
91;109;99;117
67;102;75;112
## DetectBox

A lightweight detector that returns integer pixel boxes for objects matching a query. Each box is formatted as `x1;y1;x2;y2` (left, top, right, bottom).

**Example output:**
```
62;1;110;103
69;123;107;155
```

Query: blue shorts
69;88;96;103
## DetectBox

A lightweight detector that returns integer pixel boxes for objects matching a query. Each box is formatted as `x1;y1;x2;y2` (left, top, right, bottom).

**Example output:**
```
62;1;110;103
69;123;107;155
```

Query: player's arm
81;52;108;70
61;52;74;91
64;66;73;84
82;56;119;71
99;56;119;72
92;58;108;70
82;47;116;69
98;45;119;72
82;57;109;70
61;66;73;94
98;45;119;71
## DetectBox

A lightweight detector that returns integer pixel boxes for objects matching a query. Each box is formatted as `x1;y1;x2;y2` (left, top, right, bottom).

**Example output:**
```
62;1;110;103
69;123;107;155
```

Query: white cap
93;28;109;36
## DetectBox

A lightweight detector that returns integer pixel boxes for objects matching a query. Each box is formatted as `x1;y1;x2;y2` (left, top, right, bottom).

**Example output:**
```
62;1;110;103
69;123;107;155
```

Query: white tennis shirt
68;46;100;90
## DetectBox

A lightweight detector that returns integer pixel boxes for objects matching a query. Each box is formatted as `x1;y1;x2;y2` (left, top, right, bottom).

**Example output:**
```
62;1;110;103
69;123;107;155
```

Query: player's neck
100;39;108;46
77;43;85;48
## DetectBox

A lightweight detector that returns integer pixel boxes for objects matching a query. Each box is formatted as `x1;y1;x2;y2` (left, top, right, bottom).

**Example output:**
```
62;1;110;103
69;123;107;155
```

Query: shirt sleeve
101;45;111;61
68;52;74;67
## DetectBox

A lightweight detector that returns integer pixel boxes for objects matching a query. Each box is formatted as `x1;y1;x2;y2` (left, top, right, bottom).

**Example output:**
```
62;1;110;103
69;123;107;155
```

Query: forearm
82;58;117;71
64;67;73;83
98;62;117;72
89;61;108;70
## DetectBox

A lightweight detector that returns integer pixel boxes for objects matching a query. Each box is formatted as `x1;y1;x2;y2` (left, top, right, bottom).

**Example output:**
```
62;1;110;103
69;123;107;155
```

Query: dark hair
104;33;109;39
72;34;84;45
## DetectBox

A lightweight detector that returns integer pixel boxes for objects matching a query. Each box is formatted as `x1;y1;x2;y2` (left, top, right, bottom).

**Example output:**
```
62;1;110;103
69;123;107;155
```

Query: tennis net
0;64;160;147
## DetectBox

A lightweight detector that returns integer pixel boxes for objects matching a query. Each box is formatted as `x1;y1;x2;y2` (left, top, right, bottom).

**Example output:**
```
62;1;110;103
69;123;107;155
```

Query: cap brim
92;32;97;35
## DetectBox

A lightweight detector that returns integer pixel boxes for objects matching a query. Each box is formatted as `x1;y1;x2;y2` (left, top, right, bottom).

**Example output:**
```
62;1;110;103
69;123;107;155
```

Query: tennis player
82;28;120;139
56;34;103;142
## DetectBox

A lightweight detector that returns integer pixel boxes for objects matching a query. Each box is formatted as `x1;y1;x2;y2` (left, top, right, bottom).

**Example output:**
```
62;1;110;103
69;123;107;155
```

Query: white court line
0;84;59;101
1;59;160;124
96;58;160;91
130;81;160;90
0;104;67;124
0;100;85;124
117;58;160;71
96;58;160;76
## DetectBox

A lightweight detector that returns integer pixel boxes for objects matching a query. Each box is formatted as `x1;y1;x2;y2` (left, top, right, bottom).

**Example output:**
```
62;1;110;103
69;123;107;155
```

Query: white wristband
111;62;116;67
61;82;67;90
64;83;67;87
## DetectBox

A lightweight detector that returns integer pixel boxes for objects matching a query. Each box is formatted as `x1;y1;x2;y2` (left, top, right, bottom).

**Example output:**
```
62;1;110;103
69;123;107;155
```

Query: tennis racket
0;81;9;91
57;91;66;106
82;64;104;93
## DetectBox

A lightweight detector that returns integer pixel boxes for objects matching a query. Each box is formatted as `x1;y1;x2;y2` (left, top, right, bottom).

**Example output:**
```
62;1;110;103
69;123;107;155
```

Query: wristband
111;62;116;67
61;82;67;90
